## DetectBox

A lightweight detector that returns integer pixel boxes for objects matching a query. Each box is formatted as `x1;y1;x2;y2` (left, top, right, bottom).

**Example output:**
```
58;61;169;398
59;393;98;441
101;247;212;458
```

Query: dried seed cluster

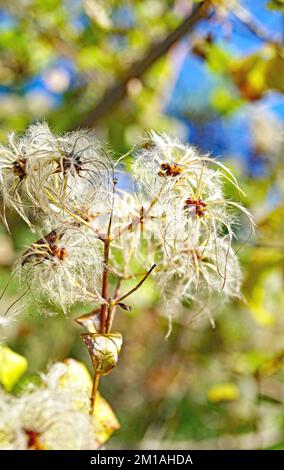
0;125;253;322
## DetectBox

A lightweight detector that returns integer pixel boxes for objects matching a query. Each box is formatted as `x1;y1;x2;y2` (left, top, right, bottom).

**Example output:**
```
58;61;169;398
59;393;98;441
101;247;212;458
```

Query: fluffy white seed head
1;125;253;324
0;309;21;342
132;131;252;316
18;226;103;315
132;131;222;209
0;124;113;228
0;123;54;226
0;391;26;450
132;131;251;245
0;363;95;450
37;129;114;218
16;390;93;450
155;237;242;313
109;190;145;274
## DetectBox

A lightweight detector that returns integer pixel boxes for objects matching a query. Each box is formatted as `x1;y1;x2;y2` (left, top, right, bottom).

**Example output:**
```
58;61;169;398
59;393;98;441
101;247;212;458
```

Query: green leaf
210;88;243;115
13;374;43;396
207;44;233;74
0;345;28;392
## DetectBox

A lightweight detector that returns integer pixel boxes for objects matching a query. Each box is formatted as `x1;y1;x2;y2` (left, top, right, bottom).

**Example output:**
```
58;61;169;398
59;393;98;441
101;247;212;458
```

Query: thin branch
100;177;117;334
100;239;110;333
232;4;282;44
82;1;211;126
114;264;156;305
90;179;116;414
90;374;100;416
106;277;123;333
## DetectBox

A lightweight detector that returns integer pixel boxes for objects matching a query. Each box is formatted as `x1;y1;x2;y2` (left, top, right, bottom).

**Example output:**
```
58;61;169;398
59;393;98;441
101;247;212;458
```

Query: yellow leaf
0;345;28;391
249;282;276;326
57;359;120;446
208;383;239;403
59;358;92;390
57;358;93;413
93;392;120;447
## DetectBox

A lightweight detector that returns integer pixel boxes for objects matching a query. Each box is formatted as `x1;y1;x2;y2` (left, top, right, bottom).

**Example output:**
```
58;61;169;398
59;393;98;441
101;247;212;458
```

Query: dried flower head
156;237;242;302
1;124;253;331
37;129;113;218
0;391;25;449
0;124;113;228
18;225;103;315
132;131;253;317
0;123;53;227
0;359;120;450
133;131;253;244
0;123;255;447
0;363;95;450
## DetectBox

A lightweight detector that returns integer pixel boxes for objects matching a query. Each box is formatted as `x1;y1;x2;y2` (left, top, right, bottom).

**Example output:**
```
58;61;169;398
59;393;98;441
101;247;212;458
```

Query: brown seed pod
81;333;123;375
75;310;101;333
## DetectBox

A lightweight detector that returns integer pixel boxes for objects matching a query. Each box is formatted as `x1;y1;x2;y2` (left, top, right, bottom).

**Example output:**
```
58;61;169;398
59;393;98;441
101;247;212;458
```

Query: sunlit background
1;0;284;449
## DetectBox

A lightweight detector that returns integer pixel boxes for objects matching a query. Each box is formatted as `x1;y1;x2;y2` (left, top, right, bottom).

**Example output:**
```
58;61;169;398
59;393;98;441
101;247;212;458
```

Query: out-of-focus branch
232;4;282;44
82;1;212;126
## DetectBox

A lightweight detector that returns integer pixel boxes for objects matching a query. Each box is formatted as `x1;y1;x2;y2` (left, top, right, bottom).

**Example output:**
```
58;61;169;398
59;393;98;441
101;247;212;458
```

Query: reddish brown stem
90;180;116;413
114;264;156;305
89;239;109;414
90;374;100;415
100;238;110;334
106;277;123;333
